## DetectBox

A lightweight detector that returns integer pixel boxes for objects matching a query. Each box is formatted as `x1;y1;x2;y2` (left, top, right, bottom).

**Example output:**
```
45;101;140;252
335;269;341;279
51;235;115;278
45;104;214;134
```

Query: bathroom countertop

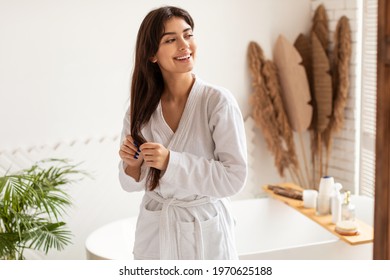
263;183;374;246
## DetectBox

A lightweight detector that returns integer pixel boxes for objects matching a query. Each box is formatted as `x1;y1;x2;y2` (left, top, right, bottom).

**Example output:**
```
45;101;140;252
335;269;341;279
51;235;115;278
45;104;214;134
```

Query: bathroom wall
0;0;312;186
0;0;313;259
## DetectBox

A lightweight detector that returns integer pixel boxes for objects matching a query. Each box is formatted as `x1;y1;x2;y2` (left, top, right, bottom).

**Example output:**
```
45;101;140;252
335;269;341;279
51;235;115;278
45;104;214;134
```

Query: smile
174;54;191;61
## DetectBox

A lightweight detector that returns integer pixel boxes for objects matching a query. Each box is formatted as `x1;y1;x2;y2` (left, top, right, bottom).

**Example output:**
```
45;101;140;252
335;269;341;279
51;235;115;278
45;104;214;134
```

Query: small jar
303;190;318;208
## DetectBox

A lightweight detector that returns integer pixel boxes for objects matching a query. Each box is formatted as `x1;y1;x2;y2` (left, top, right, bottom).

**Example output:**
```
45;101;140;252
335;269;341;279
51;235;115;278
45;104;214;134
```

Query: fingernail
137;148;141;153
133;140;139;147
133;154;138;159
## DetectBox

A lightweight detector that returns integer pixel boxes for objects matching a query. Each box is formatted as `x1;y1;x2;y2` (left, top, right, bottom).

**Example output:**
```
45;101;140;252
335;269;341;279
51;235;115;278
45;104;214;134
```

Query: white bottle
319;176;335;196
331;183;343;224
316;176;334;215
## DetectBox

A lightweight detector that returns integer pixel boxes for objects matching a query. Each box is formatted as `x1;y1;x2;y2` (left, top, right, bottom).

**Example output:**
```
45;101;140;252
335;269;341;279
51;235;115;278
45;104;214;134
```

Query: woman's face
152;17;197;76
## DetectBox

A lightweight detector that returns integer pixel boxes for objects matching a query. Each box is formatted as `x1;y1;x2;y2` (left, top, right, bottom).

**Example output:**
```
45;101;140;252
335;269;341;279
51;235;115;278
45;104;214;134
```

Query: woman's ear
150;56;158;63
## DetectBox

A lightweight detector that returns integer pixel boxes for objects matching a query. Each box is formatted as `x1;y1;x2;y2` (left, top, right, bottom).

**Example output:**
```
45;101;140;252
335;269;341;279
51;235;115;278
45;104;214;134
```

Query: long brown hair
130;6;194;191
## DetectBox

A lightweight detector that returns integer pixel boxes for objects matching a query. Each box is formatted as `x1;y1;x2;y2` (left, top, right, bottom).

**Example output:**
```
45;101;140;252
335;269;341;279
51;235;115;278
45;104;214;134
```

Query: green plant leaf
0;158;89;259
25;222;72;254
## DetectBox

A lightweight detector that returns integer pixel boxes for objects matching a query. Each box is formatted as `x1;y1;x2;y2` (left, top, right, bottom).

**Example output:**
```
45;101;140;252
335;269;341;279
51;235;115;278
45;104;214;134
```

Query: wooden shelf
262;182;373;245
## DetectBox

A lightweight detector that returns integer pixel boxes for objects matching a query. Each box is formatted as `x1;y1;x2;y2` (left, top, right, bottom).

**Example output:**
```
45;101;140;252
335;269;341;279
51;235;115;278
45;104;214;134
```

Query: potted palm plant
0;158;87;260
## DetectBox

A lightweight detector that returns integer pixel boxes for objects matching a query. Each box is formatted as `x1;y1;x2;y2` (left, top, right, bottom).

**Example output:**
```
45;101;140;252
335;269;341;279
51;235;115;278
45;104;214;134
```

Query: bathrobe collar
155;76;201;150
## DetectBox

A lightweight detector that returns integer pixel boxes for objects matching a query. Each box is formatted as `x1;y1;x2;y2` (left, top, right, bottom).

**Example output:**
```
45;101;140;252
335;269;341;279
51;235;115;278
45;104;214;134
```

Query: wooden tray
262;182;373;245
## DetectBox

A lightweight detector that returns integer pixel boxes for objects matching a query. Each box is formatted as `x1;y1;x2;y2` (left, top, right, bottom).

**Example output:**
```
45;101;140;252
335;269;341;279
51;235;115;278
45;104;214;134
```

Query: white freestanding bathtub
85;196;373;260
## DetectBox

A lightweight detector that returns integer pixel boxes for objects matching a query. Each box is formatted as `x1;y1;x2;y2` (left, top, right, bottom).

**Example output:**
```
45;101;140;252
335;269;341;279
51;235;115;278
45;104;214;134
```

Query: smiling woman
117;6;248;260
154;18;197;134
0;0;315;261
156;20;196;70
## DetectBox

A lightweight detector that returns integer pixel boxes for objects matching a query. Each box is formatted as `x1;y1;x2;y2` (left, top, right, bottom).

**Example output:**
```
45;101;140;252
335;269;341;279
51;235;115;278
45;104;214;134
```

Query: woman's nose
178;37;189;50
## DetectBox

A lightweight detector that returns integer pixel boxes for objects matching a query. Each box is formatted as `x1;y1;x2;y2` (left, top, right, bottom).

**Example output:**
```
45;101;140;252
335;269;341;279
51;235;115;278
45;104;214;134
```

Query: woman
118;6;247;260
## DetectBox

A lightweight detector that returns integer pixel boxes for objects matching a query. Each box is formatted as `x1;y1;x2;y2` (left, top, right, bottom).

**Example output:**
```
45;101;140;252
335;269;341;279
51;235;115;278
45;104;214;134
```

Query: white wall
0;0;311;148
0;0;313;193
0;0;312;259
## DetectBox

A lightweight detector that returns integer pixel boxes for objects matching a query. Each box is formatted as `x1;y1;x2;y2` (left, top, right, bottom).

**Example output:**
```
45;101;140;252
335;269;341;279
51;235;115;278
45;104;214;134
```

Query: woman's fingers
120;144;134;155
119;135;143;164
140;142;169;170
119;139;169;169
123;136;140;152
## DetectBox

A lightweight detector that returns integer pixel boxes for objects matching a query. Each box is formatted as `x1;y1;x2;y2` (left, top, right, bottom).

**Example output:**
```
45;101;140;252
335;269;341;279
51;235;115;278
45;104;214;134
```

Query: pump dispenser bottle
331;183;343;224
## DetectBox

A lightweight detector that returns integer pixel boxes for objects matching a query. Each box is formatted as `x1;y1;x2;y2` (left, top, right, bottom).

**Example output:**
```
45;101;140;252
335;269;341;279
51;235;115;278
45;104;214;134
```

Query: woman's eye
164;38;175;44
185;34;194;39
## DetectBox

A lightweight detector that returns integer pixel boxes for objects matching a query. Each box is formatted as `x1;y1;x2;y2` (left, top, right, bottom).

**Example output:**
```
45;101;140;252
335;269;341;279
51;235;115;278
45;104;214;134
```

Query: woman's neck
162;72;195;102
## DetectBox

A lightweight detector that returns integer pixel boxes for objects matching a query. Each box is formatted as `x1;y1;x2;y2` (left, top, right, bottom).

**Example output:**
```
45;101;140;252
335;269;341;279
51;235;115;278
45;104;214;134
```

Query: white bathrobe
118;77;247;260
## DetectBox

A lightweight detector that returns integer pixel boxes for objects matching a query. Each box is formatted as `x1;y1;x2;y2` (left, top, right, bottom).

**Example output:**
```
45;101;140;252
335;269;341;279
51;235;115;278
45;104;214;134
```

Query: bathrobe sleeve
162;91;248;198
118;106;147;192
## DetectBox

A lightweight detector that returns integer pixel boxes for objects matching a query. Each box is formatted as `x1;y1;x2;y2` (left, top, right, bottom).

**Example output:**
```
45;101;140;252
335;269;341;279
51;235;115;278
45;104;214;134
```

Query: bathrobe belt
145;191;219;260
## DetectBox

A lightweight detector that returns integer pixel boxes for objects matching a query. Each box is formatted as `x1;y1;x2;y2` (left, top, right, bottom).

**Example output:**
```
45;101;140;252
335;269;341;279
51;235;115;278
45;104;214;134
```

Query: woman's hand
119;135;144;168
140;142;170;171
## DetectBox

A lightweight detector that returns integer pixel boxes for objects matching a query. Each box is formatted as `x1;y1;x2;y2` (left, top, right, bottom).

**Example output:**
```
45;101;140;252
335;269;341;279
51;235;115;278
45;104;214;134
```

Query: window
359;0;378;197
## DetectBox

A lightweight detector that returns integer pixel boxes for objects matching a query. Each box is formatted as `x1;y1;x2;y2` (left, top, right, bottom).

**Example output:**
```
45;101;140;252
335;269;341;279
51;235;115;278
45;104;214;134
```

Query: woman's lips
174;54;191;61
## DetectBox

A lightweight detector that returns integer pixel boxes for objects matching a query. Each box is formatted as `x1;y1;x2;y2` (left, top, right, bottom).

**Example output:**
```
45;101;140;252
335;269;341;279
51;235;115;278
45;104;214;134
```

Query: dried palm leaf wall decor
307;5;352;186
323;16;352;174
311;33;333;133
312;4;330;56
311;33;333;181
309;4;333;185
294;34;314;99
273;35;313;188
273;35;313;133
247;4;352;189
247;42;304;185
294;33;318;187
